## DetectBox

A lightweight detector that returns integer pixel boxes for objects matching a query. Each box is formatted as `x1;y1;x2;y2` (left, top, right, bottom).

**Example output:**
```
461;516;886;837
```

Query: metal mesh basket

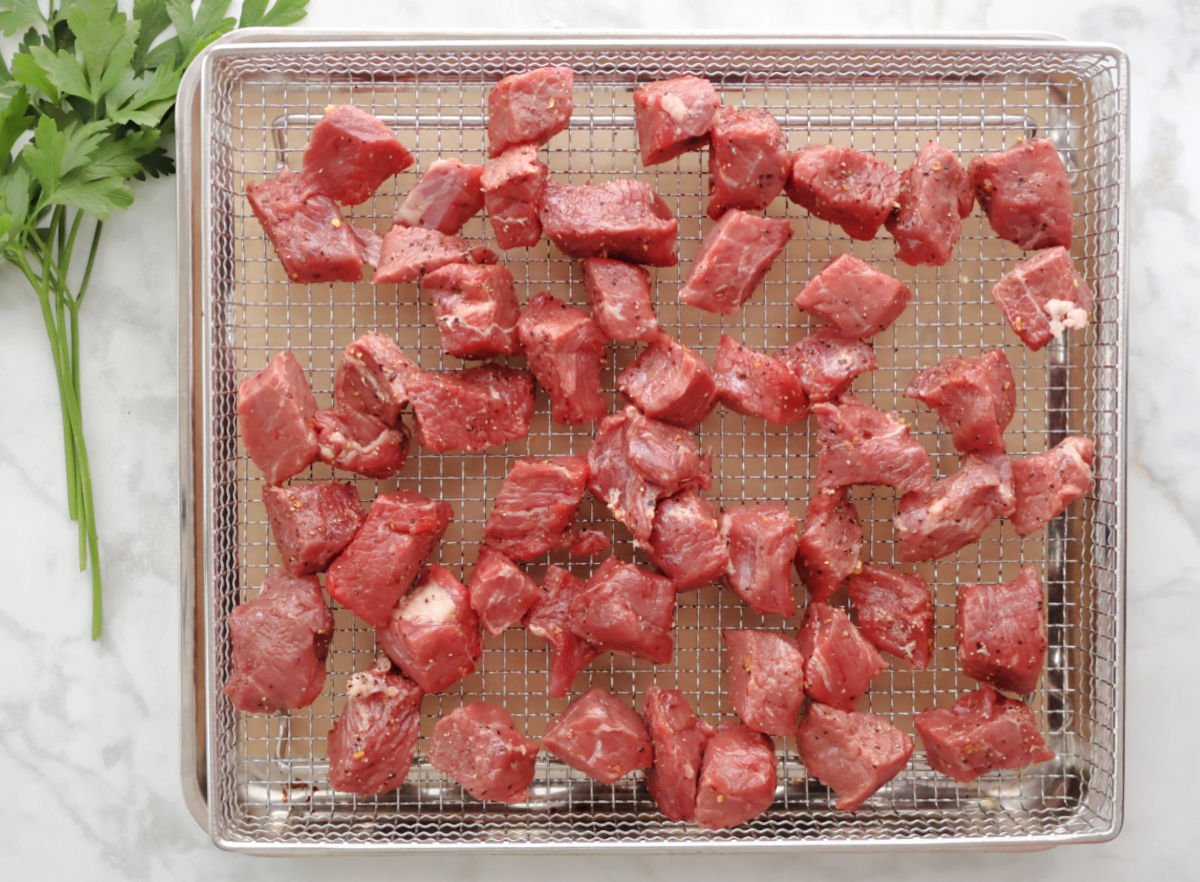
178;33;1127;853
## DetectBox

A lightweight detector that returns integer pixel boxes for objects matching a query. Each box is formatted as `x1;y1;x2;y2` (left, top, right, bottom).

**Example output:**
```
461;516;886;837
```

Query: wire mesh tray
178;32;1128;853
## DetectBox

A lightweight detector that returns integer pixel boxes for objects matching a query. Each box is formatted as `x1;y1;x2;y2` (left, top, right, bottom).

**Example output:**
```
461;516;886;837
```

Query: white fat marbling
0;0;1195;878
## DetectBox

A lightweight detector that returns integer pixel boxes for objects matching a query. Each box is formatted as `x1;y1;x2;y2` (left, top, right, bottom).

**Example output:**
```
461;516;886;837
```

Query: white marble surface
0;0;1194;878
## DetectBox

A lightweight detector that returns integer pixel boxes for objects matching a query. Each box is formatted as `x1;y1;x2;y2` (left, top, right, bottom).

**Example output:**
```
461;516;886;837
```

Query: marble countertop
1;0;1193;878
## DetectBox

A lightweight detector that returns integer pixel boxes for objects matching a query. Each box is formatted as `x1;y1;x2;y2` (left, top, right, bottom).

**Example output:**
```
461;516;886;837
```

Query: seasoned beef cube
303;105;414;205
223;569;332;713
568;557;676;664
706;107;790;219
795;703;914;811
793;254;912;340
373;224;472;285
405;365;534;452
333;332;419;425
378;564;481;693
785;328;878;404
794;487;863;602
543;687;653;784
895;453;1015;562
634;75;721;166
540;180;679;266
421;262;521;359
1011;435;1095;536
713;334;808;425
237;351;320;484
886;141;973;266
327;660;422;795
694;724;777;830
467;548;542;636
786;145;900;240
525;565;599;698
263;482;364;575
395;158;484;234
723;629;806;736
813;397;933;494
481;145;549;249
484;456;590;561
678;210;792;315
956;565;1047;695
325;490;453;627
617;335;716;428
969;138;1073;250
991;247;1094;350
428;702;539;803
914;685;1054;782
518;292;607;425
648;491;729;590
643;686;714;821
721;503;799;617
847;564;934;669
797;602;887;711
568;529;611;557
312;406;410;479
581;257;660;343
905;349;1016;455
487;66;575;157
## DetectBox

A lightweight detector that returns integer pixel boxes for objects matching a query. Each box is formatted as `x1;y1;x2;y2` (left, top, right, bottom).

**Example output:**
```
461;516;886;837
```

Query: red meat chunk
694;724;777;830
525;565;599;698
481;145;549;249
303;105;414;205
428;702;539;803
643;686;714;821
467;548;542;636
724;629;806;736
325;490;453;627
568;557;676;664
812;397;933;494
886;141;973;266
633;75;720;166
263;482;364;575
1011;435;1095;536
786;145;900;240
327;661;422;795
540;180;679;266
223;569;332;713
847;564;934;670
721;503;799;617
581;257;660;343
794;487;863;602
373;224;471;285
713;334;807;425
542;687;652;784
991;247;1094;351
679;210;792;315
794;254;912;340
421;262;521;359
914;685;1054;782
969;138;1073;250
706;107;790;219
568;529;611;557
405;365;534;452
785;328;878;404
895;453;1015;562
957;565;1047;695
237;351;320;485
795;703;914;811
797;602;887;711
484;456;590;561
487;66;575;157
517;292;608;426
312;406;410;479
395;158;484;234
617;335;716;428
647;491;729;590
905;349;1016;455
333;332;418;425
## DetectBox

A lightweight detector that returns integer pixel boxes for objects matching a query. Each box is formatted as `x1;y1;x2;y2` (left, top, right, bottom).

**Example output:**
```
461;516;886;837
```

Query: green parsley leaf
27;44;90;101
107;62;180;127
65;0;140;103
10;48;58;99
46;173;133;219
166;0;235;68
0;164;32;248
132;0;173;68
0;86;32;173
0;0;43;38
240;0;309;27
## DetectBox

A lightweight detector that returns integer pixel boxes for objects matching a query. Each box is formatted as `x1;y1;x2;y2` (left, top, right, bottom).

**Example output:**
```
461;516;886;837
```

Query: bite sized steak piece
224;569;332;713
303;104;414;205
237;351;320;485
325;490;453;627
905;349;1016;455
525;565;599;698
373;224;472;285
518;292;608;425
723;629;806;736
405;365;534;452
794;254;913;339
581;257;660;343
706;107;790;219
312;406;410;479
481;145;549;249
543;687;653;784
694;724;777;830
886;141;974;266
428;702;539;803
633;75;721;166
914;685;1054;782
956;565;1047;695
263;482;364;575
679;210;792;315
712;334;808;425
812;397;933;494
647;491;730;590
797;602;887;711
395;158;485;234
721;503;799;618
246;170;363;283
484;456;590;562
333;332;419;425
991;247;1094;350
617;335;717;428
327;661;423;795
421;262;521;359
969;138;1073;250
895;453;1015;562
786;145;900;240
785;328;878;404
643;686;714;821
568;557;676;664
1011;435;1096;536
540;180;679;266
467;548;542;636
794;487;863;602
487;66;575;157
847;565;934;670
795;703;914;811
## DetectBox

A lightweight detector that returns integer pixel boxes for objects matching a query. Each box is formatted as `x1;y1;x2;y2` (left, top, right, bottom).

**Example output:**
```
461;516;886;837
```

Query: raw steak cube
957;565;1047;695
634;75;721;166
325;490;453;627
568;557;676;664
643;686;714;821
679;210;792;315
405;365;534;452
721;503;799;617
518;292;608;424
263;482;364;575
847;565;934;670
895;453;1015;562
484;456;590;561
540;180;679;266
797;602;887;711
648;491;729;590
914;685;1054;782
794;487;863;602
794;254;912;339
237;351;320;484
886;141;973;266
327;660;422;795
481;145;549;249
813;397;933;494
617;335;716;428
333;332;419;425
694;724;777;830
487;66;575;157
786;144;900;240
581;257;660;343
905;349;1016;455
467;548;542;636
312;406;410;479
303;105;414;205
395;158;484;234
568;529;611;557
1011;435;1095;536
795;703;914;811
991;247;1094;350
525;565;600;698
428;701;539;803
421;262;521;358
707;106;790;219
374;224;472;284
785;328;878;403
724;629;806;736
543;687;652;784
712;334;808;425
969;138;1073;250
